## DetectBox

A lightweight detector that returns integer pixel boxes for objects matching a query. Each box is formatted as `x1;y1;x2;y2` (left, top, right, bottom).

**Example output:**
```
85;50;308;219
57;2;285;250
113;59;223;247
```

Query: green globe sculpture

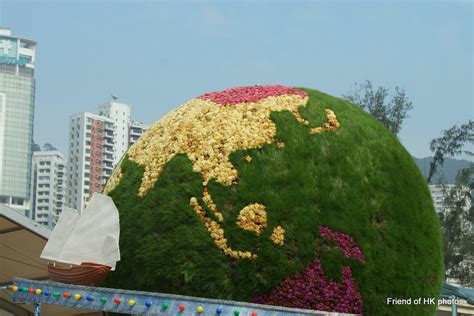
104;86;443;315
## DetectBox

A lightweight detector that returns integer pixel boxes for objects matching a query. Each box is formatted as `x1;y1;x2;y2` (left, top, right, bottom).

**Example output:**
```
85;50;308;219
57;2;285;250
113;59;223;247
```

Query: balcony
104;124;115;132
103;153;114;159
103;164;114;171
104;131;114;139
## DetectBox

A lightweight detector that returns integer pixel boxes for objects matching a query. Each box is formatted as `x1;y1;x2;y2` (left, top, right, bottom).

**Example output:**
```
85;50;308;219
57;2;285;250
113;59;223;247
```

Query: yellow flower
236;204;267;235
271;226;286;246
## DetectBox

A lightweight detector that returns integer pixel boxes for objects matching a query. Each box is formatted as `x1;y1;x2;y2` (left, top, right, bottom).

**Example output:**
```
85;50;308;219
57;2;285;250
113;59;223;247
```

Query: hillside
414;157;472;184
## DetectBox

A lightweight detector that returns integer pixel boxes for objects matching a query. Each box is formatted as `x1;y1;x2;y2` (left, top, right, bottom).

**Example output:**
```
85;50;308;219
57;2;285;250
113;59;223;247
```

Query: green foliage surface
104;88;444;315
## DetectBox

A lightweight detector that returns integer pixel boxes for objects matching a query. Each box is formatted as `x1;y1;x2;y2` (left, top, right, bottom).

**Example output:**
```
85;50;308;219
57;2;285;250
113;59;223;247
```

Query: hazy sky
0;1;472;158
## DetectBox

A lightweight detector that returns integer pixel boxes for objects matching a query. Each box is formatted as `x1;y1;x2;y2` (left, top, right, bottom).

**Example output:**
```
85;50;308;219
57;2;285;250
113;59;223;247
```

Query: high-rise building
0;29;36;215
430;184;472;232
97;100;131;165
429;185;454;213
430;185;443;214
31;150;67;229
67;100;148;211
129;120;151;146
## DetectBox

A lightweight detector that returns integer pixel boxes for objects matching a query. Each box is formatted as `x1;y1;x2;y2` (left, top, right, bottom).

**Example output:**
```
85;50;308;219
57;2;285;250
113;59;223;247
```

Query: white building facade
67;100;148;211
429;184;471;214
31;150;67;229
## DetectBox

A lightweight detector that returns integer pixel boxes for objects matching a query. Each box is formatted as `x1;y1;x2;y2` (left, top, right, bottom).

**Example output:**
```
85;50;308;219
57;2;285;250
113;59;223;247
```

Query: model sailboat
40;193;120;286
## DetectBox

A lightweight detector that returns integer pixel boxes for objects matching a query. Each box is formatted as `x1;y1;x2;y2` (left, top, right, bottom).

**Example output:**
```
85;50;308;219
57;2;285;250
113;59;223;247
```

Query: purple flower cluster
319;226;366;263
253;260;363;314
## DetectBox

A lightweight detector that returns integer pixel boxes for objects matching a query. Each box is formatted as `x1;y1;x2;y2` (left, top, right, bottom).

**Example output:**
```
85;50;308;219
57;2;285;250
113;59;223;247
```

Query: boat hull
48;262;111;286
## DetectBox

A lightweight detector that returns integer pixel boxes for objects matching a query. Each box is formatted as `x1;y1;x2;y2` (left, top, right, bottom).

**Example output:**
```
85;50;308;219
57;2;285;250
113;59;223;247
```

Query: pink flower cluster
198;85;308;105
253;260;363;314
319;226;366;263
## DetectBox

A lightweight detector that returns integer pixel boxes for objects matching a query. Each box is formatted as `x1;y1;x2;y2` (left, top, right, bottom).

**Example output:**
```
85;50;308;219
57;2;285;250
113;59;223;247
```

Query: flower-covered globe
103;86;443;315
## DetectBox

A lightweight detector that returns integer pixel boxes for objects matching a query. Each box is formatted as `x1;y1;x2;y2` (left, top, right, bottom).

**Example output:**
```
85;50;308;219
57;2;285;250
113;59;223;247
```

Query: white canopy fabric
0;204;102;315
0;204;50;285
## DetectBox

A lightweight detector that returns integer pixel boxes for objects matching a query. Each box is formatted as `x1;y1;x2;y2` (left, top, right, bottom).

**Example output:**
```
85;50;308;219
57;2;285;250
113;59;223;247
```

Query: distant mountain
413;157;472;184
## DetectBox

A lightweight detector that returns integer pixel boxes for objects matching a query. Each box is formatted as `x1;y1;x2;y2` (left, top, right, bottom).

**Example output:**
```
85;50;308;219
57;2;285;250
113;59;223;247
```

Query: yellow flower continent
103;89;341;260
106;94;309;196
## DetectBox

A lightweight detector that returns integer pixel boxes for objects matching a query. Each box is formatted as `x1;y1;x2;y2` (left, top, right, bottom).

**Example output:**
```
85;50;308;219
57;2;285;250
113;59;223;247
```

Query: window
12;198;23;205
5;64;16;73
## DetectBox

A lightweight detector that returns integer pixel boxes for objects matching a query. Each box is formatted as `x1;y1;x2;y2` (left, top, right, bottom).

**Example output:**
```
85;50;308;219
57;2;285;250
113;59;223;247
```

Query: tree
343;80;413;136
438;164;474;286
427;121;474;183
428;121;474;286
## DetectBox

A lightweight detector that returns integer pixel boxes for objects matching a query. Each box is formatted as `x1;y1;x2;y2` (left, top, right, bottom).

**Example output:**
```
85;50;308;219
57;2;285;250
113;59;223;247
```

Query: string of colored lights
7;278;351;316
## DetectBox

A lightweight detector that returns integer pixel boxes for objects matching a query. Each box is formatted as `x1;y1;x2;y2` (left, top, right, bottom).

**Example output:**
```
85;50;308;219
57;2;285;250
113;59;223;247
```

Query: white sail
41;193;121;270
99;235;120;270
40;207;80;261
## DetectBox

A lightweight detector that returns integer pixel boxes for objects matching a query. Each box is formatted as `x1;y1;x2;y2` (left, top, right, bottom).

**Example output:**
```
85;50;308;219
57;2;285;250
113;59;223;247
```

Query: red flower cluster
320;226;366;263
198;85;308;105
253;260;363;314
253;226;367;314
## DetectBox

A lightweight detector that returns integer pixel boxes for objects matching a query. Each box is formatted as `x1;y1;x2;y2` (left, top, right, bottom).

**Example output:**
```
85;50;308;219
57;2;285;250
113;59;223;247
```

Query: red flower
198;85;308;105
